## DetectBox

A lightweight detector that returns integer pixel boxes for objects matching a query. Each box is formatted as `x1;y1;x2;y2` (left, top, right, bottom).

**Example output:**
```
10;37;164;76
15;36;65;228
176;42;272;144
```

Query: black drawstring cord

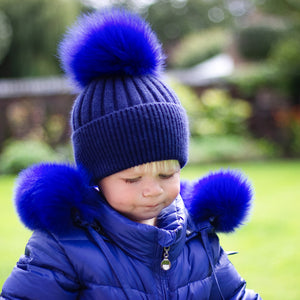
201;228;225;300
87;226;132;300
74;214;131;300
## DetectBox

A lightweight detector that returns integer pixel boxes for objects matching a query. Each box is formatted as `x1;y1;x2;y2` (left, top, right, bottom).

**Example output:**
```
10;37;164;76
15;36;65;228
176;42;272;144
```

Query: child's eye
159;173;175;179
124;177;141;183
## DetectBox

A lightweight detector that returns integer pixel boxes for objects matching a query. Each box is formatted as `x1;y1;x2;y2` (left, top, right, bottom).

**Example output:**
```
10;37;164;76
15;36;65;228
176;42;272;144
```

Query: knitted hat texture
59;9;189;181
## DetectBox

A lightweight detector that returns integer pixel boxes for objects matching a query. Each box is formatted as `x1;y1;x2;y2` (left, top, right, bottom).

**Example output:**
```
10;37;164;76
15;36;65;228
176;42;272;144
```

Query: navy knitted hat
59;9;189;181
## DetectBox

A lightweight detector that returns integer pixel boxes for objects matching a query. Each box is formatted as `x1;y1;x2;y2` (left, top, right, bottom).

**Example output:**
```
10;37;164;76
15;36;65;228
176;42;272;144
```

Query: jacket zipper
159;246;171;299
160;246;171;271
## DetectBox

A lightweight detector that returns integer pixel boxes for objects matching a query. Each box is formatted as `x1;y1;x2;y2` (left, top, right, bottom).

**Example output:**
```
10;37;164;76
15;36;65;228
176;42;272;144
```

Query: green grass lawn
1;159;300;299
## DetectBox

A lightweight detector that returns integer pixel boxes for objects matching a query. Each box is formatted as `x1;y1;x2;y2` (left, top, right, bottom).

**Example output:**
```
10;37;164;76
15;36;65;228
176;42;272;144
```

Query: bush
0;10;12;63
171;83;252;137
274;107;300;156
168;83;277;162
169;27;230;69
232;29;300;99
0;139;60;174
197;89;252;136
189;135;279;164
290;121;300;156
268;34;300;98
236;25;283;61
227;63;278;97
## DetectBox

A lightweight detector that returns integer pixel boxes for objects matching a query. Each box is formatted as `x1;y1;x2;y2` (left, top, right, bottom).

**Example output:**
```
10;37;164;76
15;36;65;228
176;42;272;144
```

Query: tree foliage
236;25;283;61
0;0;82;78
0;9;11;63
256;0;300;20
145;0;233;47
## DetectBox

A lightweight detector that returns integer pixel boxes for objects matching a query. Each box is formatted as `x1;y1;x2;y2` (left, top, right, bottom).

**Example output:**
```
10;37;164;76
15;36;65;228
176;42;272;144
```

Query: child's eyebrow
123;164;180;176
158;168;179;174
122;175;142;179
121;170;143;177
160;166;180;173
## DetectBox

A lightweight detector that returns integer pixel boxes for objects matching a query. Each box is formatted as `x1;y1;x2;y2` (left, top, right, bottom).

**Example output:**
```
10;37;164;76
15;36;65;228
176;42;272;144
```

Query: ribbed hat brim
72;102;189;181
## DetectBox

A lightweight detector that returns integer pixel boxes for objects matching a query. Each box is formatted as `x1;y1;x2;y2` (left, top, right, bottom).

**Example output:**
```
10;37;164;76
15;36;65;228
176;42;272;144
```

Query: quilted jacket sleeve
210;249;262;300
0;230;81;300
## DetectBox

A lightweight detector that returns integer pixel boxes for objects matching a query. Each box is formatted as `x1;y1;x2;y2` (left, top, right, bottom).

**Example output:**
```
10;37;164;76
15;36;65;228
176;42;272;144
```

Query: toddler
1;8;261;299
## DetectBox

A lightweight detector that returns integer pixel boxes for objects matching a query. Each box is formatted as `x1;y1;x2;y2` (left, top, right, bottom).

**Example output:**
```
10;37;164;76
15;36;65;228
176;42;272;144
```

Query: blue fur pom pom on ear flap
14;163;99;234
58;9;164;89
182;170;253;233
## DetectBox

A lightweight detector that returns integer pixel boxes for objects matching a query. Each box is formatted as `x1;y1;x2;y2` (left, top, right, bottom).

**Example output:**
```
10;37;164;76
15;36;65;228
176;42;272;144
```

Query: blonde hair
132;160;180;174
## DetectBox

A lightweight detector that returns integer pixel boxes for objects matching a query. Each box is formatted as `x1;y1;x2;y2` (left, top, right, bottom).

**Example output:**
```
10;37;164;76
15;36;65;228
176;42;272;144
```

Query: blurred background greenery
1;0;300;168
0;0;299;299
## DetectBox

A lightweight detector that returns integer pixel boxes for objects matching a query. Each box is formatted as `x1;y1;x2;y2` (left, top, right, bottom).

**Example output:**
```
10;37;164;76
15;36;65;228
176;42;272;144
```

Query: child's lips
145;202;161;208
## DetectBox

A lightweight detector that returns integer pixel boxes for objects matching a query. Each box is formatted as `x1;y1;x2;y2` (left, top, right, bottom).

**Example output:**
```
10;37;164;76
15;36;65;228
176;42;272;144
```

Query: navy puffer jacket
1;163;261;300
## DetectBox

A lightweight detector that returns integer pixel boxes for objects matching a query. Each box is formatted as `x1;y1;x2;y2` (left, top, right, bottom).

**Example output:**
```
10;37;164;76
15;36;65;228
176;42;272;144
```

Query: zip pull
160;246;171;271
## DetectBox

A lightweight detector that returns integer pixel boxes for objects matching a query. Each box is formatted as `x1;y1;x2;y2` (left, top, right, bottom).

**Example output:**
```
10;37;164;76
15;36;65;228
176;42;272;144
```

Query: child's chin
136;217;157;226
132;212;160;225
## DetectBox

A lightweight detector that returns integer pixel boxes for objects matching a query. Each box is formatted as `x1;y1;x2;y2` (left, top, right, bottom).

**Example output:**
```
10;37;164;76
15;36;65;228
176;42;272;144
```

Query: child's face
99;161;180;226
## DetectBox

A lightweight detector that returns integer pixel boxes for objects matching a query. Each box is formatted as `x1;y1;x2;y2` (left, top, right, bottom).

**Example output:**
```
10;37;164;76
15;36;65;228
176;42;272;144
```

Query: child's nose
142;180;163;197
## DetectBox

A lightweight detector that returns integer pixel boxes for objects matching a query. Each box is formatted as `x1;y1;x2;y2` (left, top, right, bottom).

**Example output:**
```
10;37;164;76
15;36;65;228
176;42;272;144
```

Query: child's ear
95;184;105;198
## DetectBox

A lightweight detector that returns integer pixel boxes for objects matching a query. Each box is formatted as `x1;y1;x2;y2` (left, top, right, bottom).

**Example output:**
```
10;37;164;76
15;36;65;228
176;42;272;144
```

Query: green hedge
169;27;230;69
0;139;63;174
235;25;283;61
171;83;252;137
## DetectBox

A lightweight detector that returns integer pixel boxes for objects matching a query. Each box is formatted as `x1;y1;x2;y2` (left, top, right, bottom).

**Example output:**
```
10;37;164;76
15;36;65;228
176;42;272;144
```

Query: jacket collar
95;195;187;266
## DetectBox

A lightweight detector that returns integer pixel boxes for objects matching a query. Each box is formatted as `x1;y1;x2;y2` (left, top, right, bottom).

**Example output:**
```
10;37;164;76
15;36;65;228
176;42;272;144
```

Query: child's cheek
169;182;180;201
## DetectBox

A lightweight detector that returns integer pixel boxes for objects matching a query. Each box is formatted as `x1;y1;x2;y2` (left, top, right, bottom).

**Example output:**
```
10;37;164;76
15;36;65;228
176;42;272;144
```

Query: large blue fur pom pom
14;163;99;234
182;170;253;233
58;9;164;89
